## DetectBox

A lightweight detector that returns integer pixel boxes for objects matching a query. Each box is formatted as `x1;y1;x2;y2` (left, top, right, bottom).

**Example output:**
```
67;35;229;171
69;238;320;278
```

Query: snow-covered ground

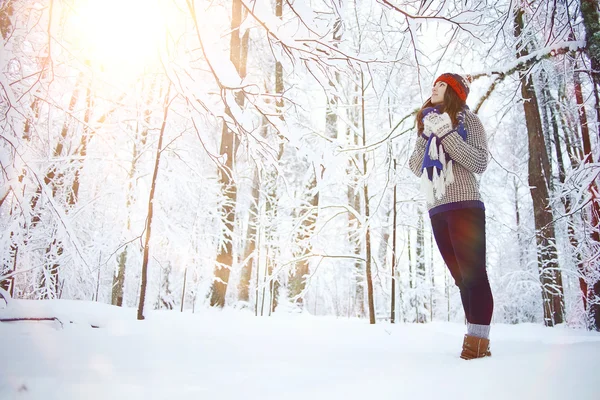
1;299;599;400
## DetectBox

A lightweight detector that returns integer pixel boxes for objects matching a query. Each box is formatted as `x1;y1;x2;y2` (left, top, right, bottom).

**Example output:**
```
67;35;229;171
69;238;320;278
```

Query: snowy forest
1;0;599;332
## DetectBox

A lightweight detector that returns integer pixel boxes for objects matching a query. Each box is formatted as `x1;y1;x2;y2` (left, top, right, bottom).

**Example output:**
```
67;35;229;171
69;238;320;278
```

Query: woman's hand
423;112;453;138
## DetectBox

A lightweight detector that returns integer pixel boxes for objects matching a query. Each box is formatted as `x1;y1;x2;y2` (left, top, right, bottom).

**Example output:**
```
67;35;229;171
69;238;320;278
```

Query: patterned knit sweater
409;109;489;216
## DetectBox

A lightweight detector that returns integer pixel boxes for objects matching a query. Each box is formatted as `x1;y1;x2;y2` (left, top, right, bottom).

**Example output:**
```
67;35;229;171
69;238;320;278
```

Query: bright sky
67;0;166;82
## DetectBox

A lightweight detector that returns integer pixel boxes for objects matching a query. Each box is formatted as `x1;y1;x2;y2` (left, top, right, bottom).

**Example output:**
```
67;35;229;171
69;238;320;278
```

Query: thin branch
378;0;485;41
0;317;64;328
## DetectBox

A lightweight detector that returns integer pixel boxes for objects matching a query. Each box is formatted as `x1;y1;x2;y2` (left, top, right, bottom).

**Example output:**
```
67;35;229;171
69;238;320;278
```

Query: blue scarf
420;106;468;201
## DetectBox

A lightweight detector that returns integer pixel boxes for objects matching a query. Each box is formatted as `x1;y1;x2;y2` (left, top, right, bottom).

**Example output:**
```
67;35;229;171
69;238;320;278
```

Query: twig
0;317;64;328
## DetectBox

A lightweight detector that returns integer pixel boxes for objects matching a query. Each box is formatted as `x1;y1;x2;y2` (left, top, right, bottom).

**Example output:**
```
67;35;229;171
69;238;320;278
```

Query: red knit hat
434;73;472;102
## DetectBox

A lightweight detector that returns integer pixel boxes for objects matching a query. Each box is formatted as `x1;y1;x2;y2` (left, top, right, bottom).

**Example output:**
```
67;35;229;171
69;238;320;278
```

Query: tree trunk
514;177;525;268
32;73;84;299
266;0;286;315
347;87;364;319
407;226;417;322
112;249;127;307
430;228;435;322
514;8;564;326
408;228;413;290
289;169;319;308
2;93;40;296
551;73;588;315
259;149;284;315
137;84;171;320
254;206;263;316
0;1;14;40
580;0;600;91
574;62;593;158
46;69;94;300
181;267;188;312
416;209;426;323
578;0;600;330
545;80;589;319
238;169;259;304
558;92;584;165
363;176;375;324
360;71;375;325
209;0;246;307
391;160;397;323
325;11;342;139
378;193;391;281
69;74;93;205
209;127;237;306
348;176;364;318
113;78;156;307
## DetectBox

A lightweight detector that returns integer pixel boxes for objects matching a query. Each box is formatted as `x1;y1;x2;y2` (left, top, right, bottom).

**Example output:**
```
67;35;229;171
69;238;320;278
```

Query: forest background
1;0;599;331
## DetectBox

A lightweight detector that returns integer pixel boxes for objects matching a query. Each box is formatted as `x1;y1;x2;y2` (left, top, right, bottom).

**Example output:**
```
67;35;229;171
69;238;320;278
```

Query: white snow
1;300;599;400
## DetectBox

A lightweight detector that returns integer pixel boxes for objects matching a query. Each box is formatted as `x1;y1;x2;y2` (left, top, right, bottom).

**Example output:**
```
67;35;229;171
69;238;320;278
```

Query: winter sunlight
1;0;600;398
68;0;164;81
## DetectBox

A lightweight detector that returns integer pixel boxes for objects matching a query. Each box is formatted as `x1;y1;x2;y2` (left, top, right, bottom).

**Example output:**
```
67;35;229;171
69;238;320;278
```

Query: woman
409;73;493;360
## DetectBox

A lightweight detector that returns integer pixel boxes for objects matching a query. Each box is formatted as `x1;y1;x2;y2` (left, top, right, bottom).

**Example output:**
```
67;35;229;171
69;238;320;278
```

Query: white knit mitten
423;112;453;137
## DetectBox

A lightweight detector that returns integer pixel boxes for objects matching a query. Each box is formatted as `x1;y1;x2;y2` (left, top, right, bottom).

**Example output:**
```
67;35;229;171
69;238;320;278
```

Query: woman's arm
409;136;428;177
439;112;488;174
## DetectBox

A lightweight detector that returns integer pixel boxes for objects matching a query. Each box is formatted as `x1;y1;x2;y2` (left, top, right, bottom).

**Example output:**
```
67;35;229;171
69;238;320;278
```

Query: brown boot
460;334;492;360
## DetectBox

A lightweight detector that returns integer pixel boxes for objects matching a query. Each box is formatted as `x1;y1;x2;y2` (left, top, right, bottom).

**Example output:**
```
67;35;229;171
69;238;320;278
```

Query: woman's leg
430;212;470;320
446;208;493;325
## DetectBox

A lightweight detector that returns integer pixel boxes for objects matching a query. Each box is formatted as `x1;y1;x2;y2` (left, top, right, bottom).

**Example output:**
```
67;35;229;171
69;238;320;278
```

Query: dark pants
430;207;493;325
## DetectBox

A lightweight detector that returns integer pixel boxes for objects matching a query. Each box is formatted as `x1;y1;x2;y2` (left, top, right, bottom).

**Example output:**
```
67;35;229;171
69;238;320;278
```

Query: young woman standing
409;73;493;360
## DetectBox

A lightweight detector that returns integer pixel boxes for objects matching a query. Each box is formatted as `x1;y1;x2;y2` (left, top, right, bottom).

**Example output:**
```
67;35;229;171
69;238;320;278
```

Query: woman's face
431;81;447;105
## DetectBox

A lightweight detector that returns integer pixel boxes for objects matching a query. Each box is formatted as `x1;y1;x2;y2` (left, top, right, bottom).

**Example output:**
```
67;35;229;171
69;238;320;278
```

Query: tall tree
31;71;85;299
347;84;364;319
578;0;600;330
208;0;246;307
288;169;319;308
112;78;156;307
579;0;600;101
360;71;376;324
267;0;286;314
514;6;564;326
238;168;259;305
415;208;426;323
236;10;254;307
0;0;14;39
390;159;398;323
137;83;172;320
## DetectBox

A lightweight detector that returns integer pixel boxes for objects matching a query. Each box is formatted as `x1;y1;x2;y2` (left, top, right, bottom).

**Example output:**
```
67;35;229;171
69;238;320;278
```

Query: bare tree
238;168;259;305
137;83;172;320
514;6;564;326
358;70;376;324
207;0;245;307
288;169;319;309
577;0;600;331
415;208;426;323
112;78;157;307
391;159;398;323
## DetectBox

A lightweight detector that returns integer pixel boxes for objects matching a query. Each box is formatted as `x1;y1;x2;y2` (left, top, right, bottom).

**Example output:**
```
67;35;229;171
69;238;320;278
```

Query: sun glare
69;0;164;80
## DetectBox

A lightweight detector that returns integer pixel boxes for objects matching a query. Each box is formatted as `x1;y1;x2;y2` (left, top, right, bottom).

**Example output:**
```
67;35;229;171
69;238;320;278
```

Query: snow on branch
241;0;402;65
471;41;586;113
378;0;489;38
1;137;93;275
472;41;587;79
0;287;10;307
338;41;587;154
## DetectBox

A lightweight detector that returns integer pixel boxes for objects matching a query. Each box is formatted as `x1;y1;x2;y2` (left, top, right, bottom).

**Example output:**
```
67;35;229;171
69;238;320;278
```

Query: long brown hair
416;85;466;134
